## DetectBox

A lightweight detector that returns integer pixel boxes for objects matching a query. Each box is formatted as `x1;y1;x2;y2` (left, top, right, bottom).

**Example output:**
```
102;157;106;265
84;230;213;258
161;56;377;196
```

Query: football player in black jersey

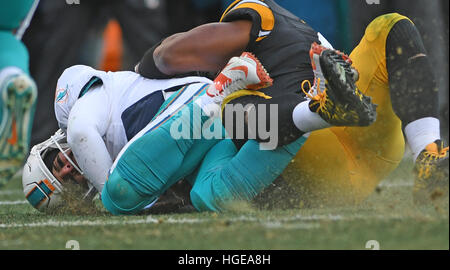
136;1;447;208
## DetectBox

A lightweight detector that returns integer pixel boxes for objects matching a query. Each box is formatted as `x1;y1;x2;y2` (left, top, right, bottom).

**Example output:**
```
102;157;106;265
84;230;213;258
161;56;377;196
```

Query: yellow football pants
283;13;413;207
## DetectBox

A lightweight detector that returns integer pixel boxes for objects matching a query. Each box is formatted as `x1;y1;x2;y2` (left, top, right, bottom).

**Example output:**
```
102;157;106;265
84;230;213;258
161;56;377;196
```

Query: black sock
386;19;439;127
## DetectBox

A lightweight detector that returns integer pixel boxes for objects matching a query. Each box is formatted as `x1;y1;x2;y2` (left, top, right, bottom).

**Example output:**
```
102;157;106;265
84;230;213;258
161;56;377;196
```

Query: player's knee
387;17;426;59
363;13;411;46
101;170;153;215
370;12;410;30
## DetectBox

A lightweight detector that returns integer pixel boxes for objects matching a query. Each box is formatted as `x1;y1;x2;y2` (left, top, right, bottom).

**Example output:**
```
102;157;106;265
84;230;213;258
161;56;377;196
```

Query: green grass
0;159;448;250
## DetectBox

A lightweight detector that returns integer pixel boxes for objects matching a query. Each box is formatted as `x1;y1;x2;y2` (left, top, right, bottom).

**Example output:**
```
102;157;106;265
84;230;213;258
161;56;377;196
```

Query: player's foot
206;52;273;104
302;42;376;127
413;140;449;205
307;42;358;96
307;42;327;97
0;73;37;187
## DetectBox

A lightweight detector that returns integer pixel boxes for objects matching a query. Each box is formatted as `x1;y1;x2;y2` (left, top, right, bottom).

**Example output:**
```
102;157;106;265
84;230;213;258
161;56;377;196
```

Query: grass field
0;158;448;250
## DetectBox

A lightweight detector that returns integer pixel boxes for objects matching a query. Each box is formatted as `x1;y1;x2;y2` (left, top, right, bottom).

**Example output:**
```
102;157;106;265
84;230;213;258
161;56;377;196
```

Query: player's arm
137;0;276;79
137;20;252;78
66;89;112;193
156;21;252;74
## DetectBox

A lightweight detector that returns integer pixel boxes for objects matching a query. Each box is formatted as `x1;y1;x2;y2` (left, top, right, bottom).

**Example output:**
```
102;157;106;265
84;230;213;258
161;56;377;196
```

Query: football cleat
413;140;449;205
307;42;327;97
206;52;273;104
302;42;376;127
0;73;37;187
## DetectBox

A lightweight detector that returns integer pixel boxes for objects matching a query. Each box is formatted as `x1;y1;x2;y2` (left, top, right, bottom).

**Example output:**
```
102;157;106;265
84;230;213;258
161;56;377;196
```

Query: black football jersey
220;0;321;97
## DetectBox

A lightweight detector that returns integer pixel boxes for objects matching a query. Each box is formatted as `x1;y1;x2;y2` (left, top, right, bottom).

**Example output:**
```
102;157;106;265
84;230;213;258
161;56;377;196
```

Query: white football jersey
89;71;211;158
55;66;212;192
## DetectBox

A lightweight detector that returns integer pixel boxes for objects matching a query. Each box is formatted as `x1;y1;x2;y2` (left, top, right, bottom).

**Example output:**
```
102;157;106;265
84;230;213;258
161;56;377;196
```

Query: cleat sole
241;52;273;90
318;49;377;126
0;74;37;186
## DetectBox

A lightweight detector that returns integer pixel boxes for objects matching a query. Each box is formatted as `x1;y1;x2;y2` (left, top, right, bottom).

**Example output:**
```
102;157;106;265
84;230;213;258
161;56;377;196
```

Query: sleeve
66;87;112;193
219;0;275;51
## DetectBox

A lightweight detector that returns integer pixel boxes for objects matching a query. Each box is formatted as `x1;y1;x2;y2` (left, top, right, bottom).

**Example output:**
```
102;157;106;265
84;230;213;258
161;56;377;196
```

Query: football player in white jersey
53;65;212;194
22;65;213;210
22;52;273;211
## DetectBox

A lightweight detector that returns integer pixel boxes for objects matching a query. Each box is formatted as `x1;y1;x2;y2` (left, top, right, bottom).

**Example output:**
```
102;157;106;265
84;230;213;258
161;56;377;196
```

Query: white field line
263;222;320;230
228;212;436;223
0;211;440;230
0;180;429;230
378;181;413;188
0;217;160;229
0;190;23;195
0;200;27;205
0;216;319;230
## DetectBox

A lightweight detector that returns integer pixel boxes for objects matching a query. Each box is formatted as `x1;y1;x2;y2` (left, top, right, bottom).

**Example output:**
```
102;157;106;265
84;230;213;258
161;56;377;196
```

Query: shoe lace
417;144;449;179
301;78;327;112
424;146;449;160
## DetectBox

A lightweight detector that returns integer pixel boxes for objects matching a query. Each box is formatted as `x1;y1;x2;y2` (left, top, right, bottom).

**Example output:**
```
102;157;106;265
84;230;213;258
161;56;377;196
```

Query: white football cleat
206;52;273;104
0;73;37;187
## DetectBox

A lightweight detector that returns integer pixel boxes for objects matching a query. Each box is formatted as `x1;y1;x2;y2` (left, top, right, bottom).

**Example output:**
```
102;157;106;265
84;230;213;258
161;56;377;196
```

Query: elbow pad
137;40;216;80
137;40;174;79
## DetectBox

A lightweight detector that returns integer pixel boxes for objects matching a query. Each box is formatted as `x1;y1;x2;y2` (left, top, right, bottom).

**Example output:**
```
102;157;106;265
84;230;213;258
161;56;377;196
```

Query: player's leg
101;53;273;215
283;13;410;207
187;45;376;211
0;0;39;187
101;82;219;215
0;30;37;187
384;17;448;203
189;43;379;210
0;0;36;36
224;45;378;149
189;135;308;212
281;128;377;207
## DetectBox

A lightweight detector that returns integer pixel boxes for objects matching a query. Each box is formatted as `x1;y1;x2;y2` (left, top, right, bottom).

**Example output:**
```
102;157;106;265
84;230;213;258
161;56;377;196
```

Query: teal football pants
101;86;307;214
189;136;306;212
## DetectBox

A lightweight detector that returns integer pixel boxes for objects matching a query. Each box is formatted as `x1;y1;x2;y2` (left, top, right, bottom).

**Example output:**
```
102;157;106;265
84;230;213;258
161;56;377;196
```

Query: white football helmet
22;129;97;212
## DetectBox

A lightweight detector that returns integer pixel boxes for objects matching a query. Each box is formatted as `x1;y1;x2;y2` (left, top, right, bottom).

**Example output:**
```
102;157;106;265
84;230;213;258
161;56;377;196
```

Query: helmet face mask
22;129;97;212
